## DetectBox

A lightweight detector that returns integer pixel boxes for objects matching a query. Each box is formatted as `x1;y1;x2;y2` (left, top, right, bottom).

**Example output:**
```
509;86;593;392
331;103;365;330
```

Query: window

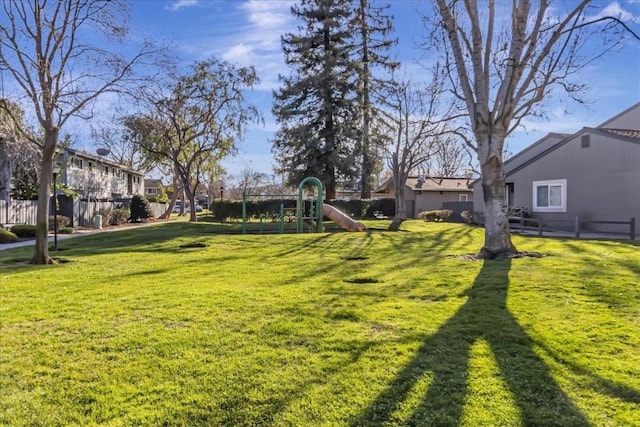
73;158;83;169
581;135;590;148
459;194;468;201
533;179;567;212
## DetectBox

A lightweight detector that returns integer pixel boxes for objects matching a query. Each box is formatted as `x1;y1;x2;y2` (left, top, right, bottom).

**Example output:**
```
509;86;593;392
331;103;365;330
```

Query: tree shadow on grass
352;259;589;426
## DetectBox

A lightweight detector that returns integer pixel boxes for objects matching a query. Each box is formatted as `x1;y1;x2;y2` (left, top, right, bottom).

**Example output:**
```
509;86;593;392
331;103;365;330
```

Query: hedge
209;198;395;220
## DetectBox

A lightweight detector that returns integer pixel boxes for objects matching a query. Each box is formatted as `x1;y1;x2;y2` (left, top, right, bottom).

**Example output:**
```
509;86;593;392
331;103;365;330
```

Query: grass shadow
352;259;589;425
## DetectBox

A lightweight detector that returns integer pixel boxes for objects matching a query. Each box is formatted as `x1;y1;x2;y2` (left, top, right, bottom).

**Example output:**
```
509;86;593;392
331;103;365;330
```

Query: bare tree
91;124;157;174
236;167;269;196
0;0;162;264
422;134;473;177
125;58;261;222
430;0;635;258
383;73;455;224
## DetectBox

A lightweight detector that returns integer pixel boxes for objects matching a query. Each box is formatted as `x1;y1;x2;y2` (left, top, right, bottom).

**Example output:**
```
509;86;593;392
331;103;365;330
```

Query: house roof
599;128;640;140
144;179;164;187
61;148;144;175
377;176;473;193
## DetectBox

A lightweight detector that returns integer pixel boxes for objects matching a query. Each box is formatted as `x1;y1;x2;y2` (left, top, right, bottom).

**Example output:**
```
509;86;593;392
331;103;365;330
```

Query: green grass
1;221;638;426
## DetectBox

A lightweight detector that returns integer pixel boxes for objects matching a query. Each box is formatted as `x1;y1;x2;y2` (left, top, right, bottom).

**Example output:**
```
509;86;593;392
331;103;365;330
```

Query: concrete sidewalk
0;220;170;251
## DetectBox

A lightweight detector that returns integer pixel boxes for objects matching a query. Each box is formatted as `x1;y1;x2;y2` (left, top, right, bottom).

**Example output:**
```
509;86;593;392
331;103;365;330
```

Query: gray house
377;176;473;218
472;103;640;232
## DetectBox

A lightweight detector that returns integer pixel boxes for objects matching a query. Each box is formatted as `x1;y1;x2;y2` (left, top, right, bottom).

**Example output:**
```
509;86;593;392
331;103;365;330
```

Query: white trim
459;194;468;201
532;179;567;213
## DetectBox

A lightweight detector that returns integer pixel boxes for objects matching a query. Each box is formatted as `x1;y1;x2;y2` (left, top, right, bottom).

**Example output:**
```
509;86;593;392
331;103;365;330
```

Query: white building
57;148;144;200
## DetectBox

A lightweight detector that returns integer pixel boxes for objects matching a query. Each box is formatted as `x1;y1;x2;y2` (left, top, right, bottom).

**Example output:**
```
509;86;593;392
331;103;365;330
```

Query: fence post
631;217;636;241
574;216;580;238
537;218;542;236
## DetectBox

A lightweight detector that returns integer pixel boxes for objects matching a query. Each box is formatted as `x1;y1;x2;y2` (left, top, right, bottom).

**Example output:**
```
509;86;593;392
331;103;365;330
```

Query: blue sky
76;1;640;178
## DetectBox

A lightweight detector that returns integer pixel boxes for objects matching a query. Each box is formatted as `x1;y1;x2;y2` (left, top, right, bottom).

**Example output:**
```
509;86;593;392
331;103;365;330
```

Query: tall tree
0;0;162;264
125;58;260;222
383;76;452;223
273;0;358;200
351;0;398;199
430;0;636;259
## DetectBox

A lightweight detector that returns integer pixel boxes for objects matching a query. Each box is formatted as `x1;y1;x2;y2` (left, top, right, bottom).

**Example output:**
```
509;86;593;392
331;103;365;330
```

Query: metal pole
220;186;224;224
241;192;246;234
53;172;58;251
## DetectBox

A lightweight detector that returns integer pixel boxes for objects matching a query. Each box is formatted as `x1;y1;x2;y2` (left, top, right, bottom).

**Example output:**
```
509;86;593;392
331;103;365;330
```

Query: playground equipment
241;177;365;234
323;204;366;232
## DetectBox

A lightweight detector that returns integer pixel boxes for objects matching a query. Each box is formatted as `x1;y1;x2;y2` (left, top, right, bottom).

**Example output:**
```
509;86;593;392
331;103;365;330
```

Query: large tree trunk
478;155;517;259
185;187;197;222
325;164;336;201
31;130;58;264
360;147;373;199
159;174;181;219
393;177;407;220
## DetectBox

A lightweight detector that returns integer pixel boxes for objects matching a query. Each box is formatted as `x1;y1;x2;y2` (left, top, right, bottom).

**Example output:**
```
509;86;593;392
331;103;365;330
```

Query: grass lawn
1;220;638;426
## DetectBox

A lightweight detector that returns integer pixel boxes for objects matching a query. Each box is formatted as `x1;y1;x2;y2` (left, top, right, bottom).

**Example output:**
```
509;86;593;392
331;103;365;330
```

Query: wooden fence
0;199;39;226
508;216;636;240
1;198;167;228
442;201;474;222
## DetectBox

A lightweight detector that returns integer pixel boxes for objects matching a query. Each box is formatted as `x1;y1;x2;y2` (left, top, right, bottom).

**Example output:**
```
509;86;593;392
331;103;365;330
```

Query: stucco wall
508;132;639;227
380;182;472;218
415;191;471;214
65;165;143;199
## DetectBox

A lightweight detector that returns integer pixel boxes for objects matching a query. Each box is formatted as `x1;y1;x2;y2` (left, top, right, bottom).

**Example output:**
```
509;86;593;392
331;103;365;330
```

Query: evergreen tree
272;0;358;200
351;0;398;199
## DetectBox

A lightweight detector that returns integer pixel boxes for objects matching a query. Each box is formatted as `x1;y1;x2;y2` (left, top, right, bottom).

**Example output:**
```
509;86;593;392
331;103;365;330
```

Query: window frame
532;179;567;213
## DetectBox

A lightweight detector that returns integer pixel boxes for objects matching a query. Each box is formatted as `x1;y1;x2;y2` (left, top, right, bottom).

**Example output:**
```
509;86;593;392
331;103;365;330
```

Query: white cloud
590;1;640;23
167;0;199;12
221;43;254;65
201;1;295;91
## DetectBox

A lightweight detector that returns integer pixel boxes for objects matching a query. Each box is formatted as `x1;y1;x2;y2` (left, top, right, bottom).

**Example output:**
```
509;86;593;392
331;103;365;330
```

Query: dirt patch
447;251;543;261
179;242;208;249
345;277;380;284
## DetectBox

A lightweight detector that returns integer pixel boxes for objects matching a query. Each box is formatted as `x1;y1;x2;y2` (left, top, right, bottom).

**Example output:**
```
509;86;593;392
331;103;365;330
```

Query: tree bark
393;174;407;220
478;154;517;259
31;129;58;264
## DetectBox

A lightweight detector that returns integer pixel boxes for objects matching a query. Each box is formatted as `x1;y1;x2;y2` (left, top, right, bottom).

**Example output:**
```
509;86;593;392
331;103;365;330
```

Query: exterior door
406;200;415;218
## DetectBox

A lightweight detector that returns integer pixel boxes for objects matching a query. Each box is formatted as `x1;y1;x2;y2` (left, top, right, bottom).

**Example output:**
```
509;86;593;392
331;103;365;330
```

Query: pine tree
272;0;358;200
351;0;398;199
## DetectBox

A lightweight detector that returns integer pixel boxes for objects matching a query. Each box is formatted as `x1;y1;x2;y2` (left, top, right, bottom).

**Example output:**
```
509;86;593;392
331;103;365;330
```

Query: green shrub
0;228;18;243
109;208;130;225
418;209;453;222
130;195;153;222
10;224;37;237
59;226;74;234
48;215;71;231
